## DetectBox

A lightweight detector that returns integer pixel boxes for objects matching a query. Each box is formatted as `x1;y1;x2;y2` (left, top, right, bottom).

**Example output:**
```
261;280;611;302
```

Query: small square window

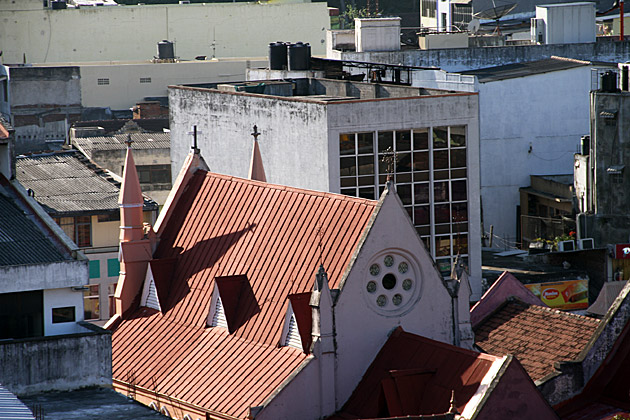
139;77;152;83
97;78;110;86
52;306;75;323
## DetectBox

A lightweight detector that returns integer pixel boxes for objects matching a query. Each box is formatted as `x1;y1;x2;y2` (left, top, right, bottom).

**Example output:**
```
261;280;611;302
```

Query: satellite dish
473;2;516;34
473;3;516;20
468;18;481;33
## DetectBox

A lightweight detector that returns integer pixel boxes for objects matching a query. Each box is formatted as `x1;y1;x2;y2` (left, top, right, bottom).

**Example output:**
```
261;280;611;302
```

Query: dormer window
206;275;257;333
284;311;302;350
209;293;228;329
282;292;312;353
140;264;161;312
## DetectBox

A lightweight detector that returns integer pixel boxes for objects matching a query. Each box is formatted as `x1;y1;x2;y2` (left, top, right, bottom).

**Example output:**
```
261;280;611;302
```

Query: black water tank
269;42;287;70
600;71;618;93
51;0;67;9
621;65;629;91
288;42;311;71
580;135;590;156
157;40;175;60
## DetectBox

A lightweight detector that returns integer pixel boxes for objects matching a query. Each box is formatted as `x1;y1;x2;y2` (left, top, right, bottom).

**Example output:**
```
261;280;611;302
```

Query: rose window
364;251;421;315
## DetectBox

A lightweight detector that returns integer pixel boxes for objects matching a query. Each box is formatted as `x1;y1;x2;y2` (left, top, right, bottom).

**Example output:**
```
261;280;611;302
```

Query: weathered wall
0;2;329;64
0;322;112;396
43;287;85;336
0;260;87;294
169;87;331;191
8;66;82;153
333;41;630;72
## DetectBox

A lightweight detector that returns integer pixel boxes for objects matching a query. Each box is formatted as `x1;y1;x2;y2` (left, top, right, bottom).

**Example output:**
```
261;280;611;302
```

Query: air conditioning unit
578;238;595;250
531;18;545;44
558;240;576;252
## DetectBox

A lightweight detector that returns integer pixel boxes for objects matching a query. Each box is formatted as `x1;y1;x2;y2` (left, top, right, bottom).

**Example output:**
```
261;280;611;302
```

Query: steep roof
474;299;601;382
327;328;501;419
0;174;71;266
112;170;378;418
15;151;157;215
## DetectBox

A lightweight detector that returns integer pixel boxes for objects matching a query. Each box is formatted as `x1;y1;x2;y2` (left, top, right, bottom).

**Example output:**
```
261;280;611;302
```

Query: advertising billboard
525;279;588;310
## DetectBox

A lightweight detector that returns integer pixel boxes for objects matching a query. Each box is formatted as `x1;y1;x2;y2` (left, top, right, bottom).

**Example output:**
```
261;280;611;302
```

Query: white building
0;0;329;64
413;57;617;247
169;78;483;299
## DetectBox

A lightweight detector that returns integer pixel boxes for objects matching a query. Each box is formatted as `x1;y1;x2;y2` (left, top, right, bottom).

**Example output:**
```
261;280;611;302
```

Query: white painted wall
43;287;85;336
478;66;598;245
437;0;451;31
0;2;329;64
78;58;266;110
354;18;401;52
537;2;596;44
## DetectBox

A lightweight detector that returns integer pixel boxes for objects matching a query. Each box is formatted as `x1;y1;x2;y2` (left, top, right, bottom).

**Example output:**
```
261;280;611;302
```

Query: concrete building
574;75;630;279
169;78;483;298
0;0;329;64
410;57;616;248
0;118;111;395
15;149;158;323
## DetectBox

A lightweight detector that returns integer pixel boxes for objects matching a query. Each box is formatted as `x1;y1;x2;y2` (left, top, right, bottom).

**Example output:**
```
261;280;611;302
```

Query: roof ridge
202;171;378;206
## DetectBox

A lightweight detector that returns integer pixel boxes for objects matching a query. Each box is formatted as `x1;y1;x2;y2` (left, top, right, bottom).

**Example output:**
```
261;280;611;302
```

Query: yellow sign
525;279;588;310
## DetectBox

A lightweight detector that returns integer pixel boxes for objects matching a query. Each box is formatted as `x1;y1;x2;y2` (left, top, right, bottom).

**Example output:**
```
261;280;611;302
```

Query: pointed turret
119;136;144;242
248;125;266;182
111;136;154;320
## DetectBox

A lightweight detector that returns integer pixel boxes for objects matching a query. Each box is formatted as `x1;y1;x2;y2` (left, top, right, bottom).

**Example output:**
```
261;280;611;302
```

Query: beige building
0;0;329;64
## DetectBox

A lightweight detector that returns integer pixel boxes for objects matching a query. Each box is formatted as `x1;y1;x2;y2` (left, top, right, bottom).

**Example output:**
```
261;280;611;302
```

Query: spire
248;125;267;182
119;135;144;242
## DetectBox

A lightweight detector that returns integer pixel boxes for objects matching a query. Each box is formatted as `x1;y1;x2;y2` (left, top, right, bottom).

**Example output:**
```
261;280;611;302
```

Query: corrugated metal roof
74;118;169;135
74;133;170;152
474;299;601;381
0;176;70;266
112;171;378;419
328;328;498;419
15;151;156;215
460;57;615;83
0;384;35;420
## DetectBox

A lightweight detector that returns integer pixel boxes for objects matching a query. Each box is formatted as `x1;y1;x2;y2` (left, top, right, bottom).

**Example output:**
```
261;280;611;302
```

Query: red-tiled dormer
111;170;377;418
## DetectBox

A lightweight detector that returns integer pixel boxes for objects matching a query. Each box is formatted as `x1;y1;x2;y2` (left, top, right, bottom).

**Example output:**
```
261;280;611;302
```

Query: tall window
54;216;92;247
421;0;436;18
339;126;468;276
84;284;100;320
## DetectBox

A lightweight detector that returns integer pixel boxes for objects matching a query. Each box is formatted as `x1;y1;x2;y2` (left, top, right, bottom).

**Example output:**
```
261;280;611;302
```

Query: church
106;133;555;420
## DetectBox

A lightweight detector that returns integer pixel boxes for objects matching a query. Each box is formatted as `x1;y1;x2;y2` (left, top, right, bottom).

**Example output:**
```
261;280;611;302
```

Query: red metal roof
112;170;377;419
328;327;500;419
474;299;600;382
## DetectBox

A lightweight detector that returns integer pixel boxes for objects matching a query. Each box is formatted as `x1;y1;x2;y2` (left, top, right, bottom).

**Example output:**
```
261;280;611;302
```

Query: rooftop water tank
288;42;311;71
269;42;288;70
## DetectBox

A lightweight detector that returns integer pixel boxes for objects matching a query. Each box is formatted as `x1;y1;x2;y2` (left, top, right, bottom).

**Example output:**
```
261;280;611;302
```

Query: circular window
382;273;396;290
370;263;380;276
398;262;408;274
363;250;422;316
366;281;377;293
384;255;394;267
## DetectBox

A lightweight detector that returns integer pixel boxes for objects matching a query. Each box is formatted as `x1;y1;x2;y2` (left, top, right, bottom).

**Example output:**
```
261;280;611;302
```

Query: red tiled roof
112;170;378;418
474;299;601;382
328;328;500;419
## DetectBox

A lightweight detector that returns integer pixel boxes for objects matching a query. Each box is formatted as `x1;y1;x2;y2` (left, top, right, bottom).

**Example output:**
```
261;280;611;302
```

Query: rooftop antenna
187;125;201;152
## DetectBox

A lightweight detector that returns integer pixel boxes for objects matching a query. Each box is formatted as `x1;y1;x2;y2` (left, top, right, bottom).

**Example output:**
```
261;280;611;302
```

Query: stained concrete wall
0;260;88;294
0;322;112;396
0;1;329;64
332;41;630;72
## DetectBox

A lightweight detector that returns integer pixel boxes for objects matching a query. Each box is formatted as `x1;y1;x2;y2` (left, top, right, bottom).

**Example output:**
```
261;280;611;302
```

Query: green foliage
340;5;370;28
